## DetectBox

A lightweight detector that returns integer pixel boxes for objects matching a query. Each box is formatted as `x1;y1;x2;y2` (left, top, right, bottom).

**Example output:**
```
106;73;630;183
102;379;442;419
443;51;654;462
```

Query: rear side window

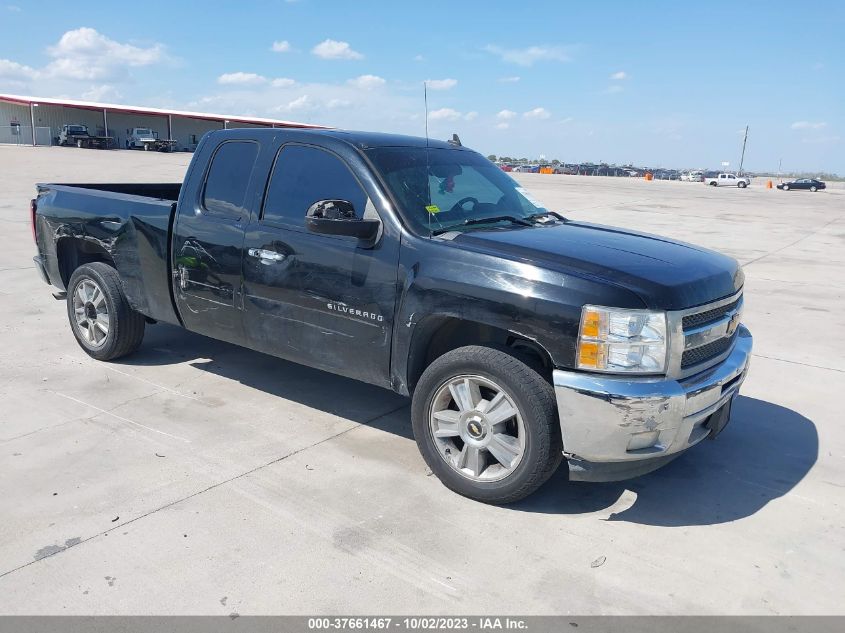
202;141;259;219
262;144;368;230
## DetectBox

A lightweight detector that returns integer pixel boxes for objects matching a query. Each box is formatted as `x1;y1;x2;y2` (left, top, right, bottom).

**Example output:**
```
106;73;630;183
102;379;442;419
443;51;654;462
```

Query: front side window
202;141;259;219
366;147;546;234
262;144;368;230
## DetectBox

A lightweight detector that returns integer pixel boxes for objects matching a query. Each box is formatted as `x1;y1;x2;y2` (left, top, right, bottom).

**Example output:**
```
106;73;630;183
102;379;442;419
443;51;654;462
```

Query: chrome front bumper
553;325;752;481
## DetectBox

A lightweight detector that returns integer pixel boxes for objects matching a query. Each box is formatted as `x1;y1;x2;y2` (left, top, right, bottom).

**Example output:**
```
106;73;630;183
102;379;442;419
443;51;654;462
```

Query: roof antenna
424;81;430;147
448;133;462;147
424;81;432;239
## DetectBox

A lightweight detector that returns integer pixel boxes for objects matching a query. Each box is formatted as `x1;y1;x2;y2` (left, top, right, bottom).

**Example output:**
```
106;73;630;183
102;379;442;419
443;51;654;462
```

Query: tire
710;181;718;186
783;184;789;191
411;345;562;504
66;262;145;361
738;181;747;188
76;139;83;148
810;186;817;192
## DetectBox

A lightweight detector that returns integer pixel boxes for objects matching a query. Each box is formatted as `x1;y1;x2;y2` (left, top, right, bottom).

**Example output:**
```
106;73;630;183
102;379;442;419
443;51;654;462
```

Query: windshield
135;129;152;135
366;147;548;234
67;126;86;133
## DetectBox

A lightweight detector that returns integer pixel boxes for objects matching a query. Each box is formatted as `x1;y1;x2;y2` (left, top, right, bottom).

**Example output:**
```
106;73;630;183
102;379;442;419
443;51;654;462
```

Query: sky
0;0;842;173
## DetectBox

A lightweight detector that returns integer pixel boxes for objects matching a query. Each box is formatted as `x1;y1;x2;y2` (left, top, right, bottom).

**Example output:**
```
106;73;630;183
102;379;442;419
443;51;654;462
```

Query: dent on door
175;237;236;310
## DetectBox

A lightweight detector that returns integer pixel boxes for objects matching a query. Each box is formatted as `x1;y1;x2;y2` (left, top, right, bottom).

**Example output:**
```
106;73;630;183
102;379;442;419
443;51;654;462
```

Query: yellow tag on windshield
425;205;441;214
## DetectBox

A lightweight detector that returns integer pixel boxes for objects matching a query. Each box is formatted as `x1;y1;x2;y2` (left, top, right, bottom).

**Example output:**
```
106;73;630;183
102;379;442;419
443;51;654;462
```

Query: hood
453;221;743;310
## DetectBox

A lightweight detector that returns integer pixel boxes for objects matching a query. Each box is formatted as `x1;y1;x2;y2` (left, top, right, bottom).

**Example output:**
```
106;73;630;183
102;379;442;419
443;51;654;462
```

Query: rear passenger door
240;143;399;387
172;139;261;344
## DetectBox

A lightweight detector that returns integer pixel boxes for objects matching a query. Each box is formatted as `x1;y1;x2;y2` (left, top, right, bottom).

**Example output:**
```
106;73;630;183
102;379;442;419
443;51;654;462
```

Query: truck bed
34;183;183;325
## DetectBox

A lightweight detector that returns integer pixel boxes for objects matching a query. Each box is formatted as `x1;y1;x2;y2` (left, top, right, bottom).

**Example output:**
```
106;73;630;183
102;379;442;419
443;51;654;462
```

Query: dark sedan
777;178;826;191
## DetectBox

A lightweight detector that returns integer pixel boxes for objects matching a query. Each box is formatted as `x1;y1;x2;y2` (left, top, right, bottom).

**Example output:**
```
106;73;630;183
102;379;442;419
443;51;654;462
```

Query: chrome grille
682;331;738;368
682;297;741;331
667;290;743;379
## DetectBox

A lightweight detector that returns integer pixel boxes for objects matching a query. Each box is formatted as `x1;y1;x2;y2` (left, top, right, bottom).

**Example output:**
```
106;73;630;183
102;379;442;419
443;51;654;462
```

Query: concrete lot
0;145;843;615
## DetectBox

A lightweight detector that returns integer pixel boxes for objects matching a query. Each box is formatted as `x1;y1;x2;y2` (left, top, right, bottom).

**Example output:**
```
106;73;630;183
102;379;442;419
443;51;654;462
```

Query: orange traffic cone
766;180;773;189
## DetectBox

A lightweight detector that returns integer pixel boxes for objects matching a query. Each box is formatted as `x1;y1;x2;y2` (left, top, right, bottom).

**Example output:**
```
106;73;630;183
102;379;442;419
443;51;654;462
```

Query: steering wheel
451;196;479;214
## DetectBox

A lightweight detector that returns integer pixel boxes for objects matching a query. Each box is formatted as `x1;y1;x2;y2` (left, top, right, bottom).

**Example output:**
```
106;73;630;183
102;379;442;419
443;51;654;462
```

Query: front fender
390;235;645;395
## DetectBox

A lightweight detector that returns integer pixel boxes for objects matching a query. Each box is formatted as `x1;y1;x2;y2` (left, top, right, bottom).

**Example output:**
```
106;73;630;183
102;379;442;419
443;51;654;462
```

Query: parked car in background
57;124;113;149
705;173;751;188
125;127;178;152
498;164;513;172
688;171;704;182
777;178;826;192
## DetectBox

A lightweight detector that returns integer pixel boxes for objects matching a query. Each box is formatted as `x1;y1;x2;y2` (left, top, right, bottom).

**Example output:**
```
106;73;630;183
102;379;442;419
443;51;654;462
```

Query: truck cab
126;127;175;152
58;124;90;146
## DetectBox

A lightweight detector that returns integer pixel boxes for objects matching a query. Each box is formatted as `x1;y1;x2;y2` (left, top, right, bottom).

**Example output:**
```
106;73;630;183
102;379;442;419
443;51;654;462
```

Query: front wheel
783;184;789;191
810;186;817;192
412;346;562;504
67;263;146;361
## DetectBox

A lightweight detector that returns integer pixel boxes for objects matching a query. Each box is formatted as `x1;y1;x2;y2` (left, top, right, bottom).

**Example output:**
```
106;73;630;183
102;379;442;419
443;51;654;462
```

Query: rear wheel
738;181;747;188
412;346;562;504
67;263;145;361
710;181;718;186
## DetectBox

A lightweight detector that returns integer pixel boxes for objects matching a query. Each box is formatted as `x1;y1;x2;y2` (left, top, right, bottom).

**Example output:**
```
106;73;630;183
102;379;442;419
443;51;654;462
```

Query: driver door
240;143;399;387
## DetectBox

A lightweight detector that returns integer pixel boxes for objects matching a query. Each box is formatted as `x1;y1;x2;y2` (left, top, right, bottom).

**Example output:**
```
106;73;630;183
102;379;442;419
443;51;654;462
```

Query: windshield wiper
431;215;535;236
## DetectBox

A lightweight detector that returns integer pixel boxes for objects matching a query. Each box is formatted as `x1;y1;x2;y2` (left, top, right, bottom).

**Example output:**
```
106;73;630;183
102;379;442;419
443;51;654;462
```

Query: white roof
0;93;322;128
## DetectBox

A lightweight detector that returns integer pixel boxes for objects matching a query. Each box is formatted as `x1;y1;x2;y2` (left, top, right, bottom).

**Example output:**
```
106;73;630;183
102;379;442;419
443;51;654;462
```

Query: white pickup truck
706;173;751;188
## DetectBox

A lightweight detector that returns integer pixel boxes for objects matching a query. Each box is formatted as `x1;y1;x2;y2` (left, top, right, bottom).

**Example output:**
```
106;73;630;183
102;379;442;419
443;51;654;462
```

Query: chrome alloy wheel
72;278;110;347
429;375;526;482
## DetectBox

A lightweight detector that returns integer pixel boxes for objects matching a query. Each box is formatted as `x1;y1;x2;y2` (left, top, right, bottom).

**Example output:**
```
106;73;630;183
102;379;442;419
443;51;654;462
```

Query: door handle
248;248;286;264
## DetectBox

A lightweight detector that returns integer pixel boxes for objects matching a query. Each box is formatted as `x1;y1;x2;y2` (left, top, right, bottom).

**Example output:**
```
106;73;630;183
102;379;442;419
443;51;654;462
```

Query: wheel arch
56;236;116;289
405;315;554;395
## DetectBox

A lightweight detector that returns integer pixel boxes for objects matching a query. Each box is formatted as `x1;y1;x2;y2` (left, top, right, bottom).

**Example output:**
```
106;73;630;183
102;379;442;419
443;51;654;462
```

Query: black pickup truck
31;128;752;504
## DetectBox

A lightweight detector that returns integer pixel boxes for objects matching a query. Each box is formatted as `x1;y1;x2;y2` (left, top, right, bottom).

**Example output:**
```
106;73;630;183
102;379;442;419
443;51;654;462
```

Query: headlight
576;305;668;374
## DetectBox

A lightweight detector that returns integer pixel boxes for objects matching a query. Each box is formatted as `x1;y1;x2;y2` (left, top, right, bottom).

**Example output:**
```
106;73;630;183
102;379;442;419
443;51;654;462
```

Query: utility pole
738;125;749;175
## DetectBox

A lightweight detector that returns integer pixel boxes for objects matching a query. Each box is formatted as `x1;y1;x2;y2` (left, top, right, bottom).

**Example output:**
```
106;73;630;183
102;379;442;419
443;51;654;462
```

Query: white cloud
81;84;122;102
312;39;363;60
218;72;267;85
791;121;826;130
348;74;386;90
495;122;510;130
498;76;520;83
271;40;291;53
43;27;166;81
425;78;457;90
274;94;311;113
428;107;462;122
0;58;35;81
464;111;478;121
483;44;570;66
523;107;551;120
497;109;517;120
610;71;627;80
326;98;351;109
271;77;296;88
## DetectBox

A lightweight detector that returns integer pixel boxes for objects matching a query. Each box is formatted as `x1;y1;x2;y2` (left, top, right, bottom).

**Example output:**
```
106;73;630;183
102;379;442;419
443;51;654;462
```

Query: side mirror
305;199;381;243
